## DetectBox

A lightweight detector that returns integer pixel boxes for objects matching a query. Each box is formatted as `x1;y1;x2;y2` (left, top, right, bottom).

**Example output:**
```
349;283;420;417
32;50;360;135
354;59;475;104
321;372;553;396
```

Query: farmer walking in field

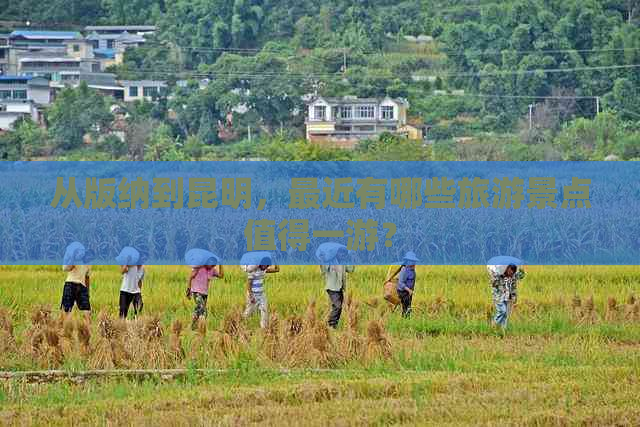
395;252;419;318
187;263;224;330
119;264;145;319
317;243;354;329
487;256;526;330
185;249;224;329
61;241;92;321
117;247;145;319
242;254;279;329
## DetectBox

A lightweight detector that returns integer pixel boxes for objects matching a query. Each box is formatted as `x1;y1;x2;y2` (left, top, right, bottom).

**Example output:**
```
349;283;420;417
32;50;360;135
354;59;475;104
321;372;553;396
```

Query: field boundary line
0;368;362;383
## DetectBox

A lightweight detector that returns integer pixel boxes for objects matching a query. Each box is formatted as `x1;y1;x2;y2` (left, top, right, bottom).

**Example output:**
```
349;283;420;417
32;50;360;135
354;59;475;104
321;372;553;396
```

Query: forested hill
2;1;640;161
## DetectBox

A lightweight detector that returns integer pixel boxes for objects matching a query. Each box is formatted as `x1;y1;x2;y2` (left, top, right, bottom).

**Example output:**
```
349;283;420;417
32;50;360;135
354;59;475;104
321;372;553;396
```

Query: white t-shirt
244;265;266;293
120;266;144;294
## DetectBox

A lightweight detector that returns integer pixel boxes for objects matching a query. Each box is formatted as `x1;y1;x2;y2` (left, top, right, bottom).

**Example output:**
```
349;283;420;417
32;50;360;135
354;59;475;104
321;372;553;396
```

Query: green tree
553;113;622;160
101;0;162;24
144;123;186;160
231;0;264;48
96;134;128;159
47;83;113;152
205;51;305;133
184;135;206;159
603;78;640;120
169;82;223;144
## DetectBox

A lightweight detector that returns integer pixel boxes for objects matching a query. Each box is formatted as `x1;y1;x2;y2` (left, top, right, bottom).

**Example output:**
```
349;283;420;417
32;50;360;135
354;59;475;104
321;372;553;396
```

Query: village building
7;30;101;77
305;96;425;148
0;75;51;105
0;100;40;131
0;34;9;74
119;80;168;102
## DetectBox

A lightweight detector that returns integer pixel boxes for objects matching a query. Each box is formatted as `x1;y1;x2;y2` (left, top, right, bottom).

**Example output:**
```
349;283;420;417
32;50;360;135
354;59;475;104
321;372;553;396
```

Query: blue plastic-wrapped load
115;246;140;266
184;248;219;267
486;256;524;276
63;241;86;265
240;251;273;272
315;242;348;264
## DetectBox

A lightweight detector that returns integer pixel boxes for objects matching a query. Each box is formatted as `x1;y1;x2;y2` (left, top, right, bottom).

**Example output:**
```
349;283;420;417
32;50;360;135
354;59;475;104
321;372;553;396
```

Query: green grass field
1;265;640;426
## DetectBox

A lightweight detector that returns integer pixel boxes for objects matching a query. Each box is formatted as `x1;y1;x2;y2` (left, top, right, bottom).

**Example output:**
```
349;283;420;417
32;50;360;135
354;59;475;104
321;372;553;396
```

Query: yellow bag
383;281;400;306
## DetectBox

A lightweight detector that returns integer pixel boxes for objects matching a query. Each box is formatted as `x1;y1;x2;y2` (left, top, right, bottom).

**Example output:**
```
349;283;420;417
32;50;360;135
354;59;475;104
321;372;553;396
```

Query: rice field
1;265;640;426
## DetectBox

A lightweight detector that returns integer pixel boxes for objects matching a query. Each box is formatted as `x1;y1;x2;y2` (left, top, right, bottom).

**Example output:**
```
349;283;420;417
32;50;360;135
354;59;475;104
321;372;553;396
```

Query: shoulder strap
387;265;403;281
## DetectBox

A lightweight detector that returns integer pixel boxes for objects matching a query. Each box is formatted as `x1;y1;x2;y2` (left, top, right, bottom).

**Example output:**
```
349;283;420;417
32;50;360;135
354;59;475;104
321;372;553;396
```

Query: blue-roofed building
86;31;146;50
94;48;116;59
0;74;50;130
85;30;145;69
10;30;82;43
0;75;51;105
84;25;156;35
9;30;82;51
7;33;101;77
6;30;86;76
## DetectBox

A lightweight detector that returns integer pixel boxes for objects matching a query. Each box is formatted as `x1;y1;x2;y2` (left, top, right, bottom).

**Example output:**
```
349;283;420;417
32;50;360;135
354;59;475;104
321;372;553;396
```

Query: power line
615;108;640;118
108;62;640;80
72;75;604;102
435;63;640;77
440;46;640;58
136;40;640;59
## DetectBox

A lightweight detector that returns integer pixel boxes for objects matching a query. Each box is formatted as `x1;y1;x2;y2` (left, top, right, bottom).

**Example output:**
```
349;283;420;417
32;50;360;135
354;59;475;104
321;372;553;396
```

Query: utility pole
596;97;600;115
528;104;534;130
247;125;252;142
342;48;347;74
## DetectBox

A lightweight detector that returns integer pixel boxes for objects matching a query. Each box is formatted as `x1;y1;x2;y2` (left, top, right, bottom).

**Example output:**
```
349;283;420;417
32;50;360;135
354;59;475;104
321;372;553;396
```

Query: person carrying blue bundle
317;243;355;329
61;242;92;321
242;254;279;329
394;251;419;318
185;250;223;330
117;247;145;319
487;256;526;330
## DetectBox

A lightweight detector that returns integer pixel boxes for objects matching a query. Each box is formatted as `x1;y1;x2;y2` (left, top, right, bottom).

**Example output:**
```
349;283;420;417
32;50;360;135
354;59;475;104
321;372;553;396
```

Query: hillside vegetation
2;1;640;160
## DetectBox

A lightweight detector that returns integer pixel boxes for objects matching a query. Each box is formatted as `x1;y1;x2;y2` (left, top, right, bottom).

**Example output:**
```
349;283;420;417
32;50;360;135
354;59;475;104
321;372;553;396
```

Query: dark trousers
327;290;344;328
61;282;91;312
119;291;142;319
398;289;413;318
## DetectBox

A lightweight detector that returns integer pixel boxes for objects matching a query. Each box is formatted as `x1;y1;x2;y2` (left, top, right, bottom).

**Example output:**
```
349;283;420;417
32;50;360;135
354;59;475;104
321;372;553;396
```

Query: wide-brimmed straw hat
402;251;419;263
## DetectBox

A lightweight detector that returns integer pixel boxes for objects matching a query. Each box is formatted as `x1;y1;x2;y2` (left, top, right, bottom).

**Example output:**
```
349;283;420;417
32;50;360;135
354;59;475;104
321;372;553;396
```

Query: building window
129;86;138;97
0;49;5;59
381;106;394;120
13;90;27;100
0;90;11;99
143;86;158;97
91;40;99;49
355;105;375;119
73;44;80;52
356;125;375;132
340;106;352;119
107;39;115;49
313;105;326;121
